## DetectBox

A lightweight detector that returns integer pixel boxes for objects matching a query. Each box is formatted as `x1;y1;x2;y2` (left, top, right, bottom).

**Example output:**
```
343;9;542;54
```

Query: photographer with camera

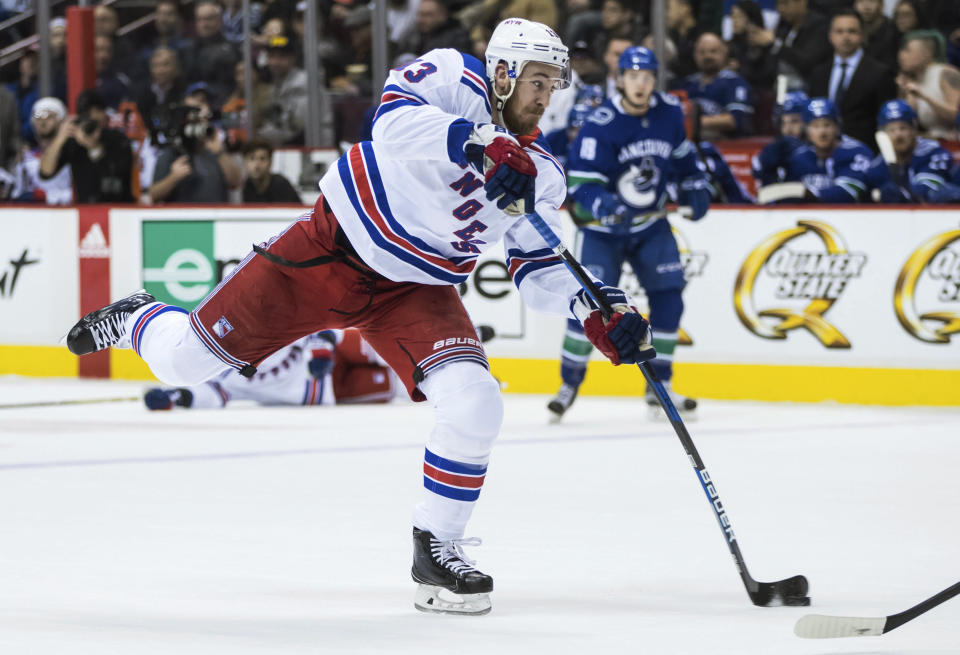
39;89;133;203
148;84;242;203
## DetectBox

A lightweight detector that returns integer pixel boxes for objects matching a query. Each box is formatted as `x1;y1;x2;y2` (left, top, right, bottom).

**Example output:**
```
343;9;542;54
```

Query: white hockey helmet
485;18;570;111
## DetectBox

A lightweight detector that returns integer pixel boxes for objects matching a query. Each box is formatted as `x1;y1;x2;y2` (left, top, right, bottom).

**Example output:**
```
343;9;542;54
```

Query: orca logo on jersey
893;227;960;343
616;156;661;207
734;220;866;348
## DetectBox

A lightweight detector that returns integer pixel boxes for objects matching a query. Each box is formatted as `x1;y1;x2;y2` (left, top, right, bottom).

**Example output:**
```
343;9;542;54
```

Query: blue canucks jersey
785;136;874;202
867;137;954;202
671;70;754;136
697;141;754;203
752;136;805;186
567;92;702;233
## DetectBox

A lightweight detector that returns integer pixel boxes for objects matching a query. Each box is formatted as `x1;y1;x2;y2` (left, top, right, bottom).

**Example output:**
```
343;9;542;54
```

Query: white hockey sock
128;304;229;387
413;361;503;541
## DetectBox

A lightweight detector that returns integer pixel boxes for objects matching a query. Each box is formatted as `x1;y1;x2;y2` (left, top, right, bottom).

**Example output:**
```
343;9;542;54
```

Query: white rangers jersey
318;48;584;316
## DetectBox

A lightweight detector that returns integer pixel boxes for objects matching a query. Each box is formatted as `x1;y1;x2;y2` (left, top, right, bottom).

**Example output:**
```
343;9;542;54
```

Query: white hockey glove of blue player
464;124;537;216
571;286;656;365
590;192;632;226
678;177;711;220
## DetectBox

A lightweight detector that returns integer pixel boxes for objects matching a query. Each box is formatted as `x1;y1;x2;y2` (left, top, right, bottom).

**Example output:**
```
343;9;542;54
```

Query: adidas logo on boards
79;223;110;259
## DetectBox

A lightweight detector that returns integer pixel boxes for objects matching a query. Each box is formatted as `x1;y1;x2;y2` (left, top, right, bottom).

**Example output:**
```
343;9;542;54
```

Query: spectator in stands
149;89;243;204
134;0;192;78
892;0;929;41
785;97;874;203
809;9;896;152
8;48;38;145
598;0;645;50
671;32;755;139
0;85;19;197
134;47;185;144
869;99;959;202
602;36;633;97
897;31;960;138
854;0;898;71
95;35;132;110
241;139;302;203
48;17;68;98
667;0;700;80
257;35;308;146
769;0;831;89
221;60;272;151
387;0;423;56
222;0;263;45
94;4;137;78
403;0;472;55
183;0;240;103
752;90;808;185
726;0;777;91
564;0;601;47
39;90;133;203
458;0;558;41
12;97;72;204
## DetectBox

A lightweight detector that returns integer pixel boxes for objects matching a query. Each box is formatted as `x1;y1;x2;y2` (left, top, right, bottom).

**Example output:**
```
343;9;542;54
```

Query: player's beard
502;97;543;135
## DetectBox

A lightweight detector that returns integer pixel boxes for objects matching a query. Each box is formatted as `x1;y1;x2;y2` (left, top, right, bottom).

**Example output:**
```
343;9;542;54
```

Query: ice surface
1;376;958;654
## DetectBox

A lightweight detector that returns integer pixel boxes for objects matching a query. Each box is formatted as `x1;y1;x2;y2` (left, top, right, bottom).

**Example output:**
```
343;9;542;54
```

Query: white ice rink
1;376;958;655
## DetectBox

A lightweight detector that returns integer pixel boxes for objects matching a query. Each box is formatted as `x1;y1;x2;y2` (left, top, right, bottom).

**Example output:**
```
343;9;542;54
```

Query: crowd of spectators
1;0;960;205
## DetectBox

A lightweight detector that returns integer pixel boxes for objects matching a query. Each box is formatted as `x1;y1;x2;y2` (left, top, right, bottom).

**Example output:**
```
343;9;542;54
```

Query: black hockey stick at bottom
795;580;960;638
523;210;810;607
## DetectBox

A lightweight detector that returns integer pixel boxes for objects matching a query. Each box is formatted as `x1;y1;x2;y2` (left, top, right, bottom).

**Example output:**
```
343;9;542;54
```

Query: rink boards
1;205;958;405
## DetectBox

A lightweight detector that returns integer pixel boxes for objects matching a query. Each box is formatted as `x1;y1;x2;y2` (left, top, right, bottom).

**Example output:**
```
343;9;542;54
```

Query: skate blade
414;585;491;616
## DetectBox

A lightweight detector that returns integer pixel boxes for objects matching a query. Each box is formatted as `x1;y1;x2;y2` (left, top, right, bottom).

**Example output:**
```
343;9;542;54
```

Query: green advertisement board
141;221;215;310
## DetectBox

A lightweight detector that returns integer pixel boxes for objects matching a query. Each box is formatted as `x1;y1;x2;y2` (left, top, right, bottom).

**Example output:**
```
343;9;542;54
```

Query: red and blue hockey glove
464;124;537;216
678;177;711;220
571;287;656;365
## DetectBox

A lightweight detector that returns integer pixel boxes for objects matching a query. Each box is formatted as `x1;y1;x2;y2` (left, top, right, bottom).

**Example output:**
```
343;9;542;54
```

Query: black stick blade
749;575;811;607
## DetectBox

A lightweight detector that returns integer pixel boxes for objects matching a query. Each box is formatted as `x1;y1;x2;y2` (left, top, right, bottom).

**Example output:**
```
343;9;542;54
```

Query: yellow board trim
0;345;78;377
1;346;957;406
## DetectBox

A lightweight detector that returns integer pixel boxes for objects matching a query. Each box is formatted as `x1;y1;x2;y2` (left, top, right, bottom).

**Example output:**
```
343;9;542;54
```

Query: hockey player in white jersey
143;330;397;410
66;18;652;615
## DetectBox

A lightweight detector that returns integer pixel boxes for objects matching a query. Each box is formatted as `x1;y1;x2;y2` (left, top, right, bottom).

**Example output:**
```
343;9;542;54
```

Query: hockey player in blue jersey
548;46;711;421
544;102;593;167
784;98;874;202
693;140;755;203
868;100;960;203
752;91;808;186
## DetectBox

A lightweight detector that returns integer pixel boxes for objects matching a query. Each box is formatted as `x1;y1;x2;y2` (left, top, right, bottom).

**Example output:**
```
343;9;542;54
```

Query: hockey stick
525;210;810;607
875;129;915;202
757;182;807;205
795;580;960;638
0;396;140;410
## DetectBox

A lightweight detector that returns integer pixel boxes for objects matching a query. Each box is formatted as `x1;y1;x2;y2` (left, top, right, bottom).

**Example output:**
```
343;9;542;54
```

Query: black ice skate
65;290;155;356
411;527;492;615
547;383;578;423
645;381;697;421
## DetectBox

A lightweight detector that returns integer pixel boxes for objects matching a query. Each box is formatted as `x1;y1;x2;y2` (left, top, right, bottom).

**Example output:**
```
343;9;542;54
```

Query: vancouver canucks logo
616;156;660;207
894;227;960;343
733;220;866;348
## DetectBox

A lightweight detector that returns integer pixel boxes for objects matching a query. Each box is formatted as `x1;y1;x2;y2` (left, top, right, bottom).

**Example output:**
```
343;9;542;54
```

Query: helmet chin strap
491;60;527;129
